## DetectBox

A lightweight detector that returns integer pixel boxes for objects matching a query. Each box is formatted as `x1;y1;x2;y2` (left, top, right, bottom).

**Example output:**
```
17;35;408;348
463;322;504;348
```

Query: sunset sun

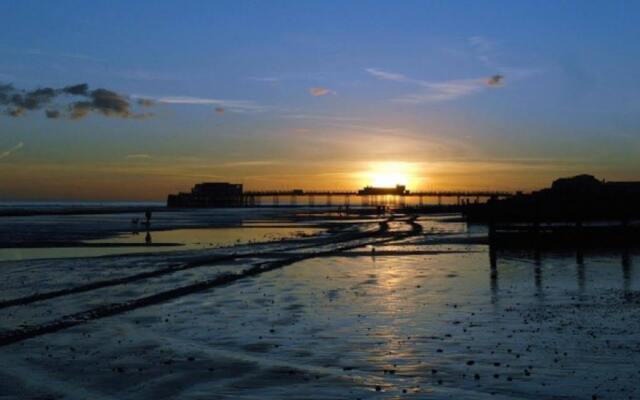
371;172;407;187
2;3;640;398
364;162;415;188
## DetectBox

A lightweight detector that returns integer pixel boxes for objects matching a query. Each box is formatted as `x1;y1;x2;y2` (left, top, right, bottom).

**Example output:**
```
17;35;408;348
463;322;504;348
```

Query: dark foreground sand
0;211;639;399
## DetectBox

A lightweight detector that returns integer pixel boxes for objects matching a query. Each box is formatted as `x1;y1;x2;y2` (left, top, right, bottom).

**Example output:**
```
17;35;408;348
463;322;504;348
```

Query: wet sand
0;210;638;399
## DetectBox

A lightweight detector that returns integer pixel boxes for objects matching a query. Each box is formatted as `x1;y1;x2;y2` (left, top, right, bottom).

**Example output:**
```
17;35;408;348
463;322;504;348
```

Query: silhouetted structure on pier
358;185;408;195
466;174;640;223
167;182;243;207
465;174;640;248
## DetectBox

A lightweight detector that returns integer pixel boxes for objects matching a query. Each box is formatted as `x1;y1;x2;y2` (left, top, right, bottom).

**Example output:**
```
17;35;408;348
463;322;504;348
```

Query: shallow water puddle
0;226;323;262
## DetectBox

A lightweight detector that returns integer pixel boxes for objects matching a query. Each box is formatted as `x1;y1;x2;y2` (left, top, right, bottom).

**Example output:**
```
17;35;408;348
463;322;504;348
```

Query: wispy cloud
143;95;268;113
308;87;335;96
468;36;494;67
468;36;540;80
366;68;503;103
24;49;106;63
280;113;365;123
248;76;281;83
126;154;152;160
137;98;155;107
247;72;330;84
366;37;540;104
0;142;24;160
364;68;408;82
116;70;178;81
396;79;490;103
221;160;282;168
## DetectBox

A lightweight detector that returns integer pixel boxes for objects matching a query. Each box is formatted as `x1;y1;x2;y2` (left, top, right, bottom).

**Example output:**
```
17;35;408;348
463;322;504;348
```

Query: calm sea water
0;200;164;209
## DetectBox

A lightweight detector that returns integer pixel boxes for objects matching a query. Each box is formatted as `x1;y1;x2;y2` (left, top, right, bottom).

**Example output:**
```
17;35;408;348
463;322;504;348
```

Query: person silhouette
145;231;152;245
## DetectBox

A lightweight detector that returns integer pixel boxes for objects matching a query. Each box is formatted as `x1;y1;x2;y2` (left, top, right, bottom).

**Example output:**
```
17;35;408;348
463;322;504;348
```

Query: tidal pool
0;226;323;262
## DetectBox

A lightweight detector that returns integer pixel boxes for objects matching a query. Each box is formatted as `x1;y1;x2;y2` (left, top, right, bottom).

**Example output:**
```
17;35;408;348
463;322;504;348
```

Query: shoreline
0;205;168;218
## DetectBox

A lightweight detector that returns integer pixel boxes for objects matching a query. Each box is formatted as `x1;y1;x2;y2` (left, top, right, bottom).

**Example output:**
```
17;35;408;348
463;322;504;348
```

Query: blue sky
1;1;640;200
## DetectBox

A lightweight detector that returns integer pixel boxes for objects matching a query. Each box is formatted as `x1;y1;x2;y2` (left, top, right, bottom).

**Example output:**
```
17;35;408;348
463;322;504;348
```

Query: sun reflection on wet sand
0;214;638;398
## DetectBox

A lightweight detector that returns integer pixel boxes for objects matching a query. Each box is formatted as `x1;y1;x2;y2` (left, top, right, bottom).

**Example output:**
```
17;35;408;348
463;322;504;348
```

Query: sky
1;1;640;200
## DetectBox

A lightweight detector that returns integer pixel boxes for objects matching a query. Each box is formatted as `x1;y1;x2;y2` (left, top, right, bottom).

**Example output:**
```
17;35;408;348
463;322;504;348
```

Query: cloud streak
24;49;106;63
468;36;540;80
366;37;541;104
0;142;24;160
364;68;408;82
393;78;492;103
468;36;494;67
366;67;506;104
248;76;281;83
486;74;504;86
126;154;152;160
145;95;268;113
309;87;335;96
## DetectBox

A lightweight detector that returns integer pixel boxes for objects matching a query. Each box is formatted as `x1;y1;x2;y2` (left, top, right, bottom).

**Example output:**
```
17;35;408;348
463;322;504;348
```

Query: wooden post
576;216;584;265
488;195;497;245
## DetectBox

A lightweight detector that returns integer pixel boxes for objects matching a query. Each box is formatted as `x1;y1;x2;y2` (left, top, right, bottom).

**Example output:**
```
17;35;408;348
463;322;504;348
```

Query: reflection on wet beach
0;209;638;399
93;227;322;247
0;227;323;262
0;208;328;262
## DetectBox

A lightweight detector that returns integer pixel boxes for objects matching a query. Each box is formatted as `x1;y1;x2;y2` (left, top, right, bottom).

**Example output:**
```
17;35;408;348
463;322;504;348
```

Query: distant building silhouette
167;182;244;208
550;174;602;194
466;174;640;222
358;185;408;196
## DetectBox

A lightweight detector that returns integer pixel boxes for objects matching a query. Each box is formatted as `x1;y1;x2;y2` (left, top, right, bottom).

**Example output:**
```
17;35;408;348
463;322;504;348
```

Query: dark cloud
88;89;131;117
69;101;92;120
45;109;61;119
487;74;504;86
7;107;25;117
63;83;89;96
22;87;57;110
1;85;58;110
0;84;13;104
137;98;155;107
0;82;154;120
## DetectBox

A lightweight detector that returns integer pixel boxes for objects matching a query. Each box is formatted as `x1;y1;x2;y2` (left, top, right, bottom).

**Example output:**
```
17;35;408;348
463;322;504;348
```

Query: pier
167;182;513;208
242;189;513;207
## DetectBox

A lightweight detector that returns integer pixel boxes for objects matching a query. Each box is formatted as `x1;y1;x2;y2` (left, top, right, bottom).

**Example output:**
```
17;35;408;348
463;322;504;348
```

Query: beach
0;206;638;399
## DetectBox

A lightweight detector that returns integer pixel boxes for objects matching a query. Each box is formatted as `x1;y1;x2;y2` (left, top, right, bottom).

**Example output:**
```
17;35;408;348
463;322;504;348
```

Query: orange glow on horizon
360;162;422;189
